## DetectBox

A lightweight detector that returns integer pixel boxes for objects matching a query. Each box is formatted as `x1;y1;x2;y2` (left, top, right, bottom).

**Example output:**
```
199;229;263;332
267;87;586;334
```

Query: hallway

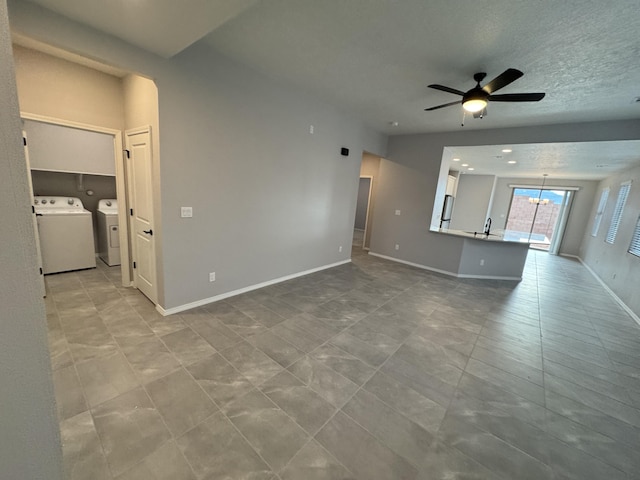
48;250;640;479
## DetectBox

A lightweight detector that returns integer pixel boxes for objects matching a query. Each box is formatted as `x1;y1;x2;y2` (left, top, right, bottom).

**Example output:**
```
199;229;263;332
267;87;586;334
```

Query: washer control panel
97;199;118;213
34;196;84;210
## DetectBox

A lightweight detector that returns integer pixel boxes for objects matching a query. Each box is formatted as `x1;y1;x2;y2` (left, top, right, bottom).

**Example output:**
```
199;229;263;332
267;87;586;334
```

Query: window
605;182;631;244
591;187;609;237
629;215;640;258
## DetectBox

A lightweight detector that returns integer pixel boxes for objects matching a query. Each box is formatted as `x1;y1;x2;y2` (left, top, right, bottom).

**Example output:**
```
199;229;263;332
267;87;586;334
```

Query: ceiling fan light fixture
463;98;487;113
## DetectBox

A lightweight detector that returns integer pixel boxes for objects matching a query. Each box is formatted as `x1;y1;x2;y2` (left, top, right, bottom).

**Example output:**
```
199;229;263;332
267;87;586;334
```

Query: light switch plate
181;207;193;218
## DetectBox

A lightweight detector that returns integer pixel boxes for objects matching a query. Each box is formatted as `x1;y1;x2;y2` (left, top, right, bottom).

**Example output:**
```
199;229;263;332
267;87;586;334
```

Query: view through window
505;188;568;251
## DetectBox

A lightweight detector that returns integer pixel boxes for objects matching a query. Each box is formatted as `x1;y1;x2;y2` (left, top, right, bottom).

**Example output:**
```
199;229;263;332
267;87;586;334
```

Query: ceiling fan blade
488;92;545;102
428;84;465;96
482;68;523;94
425;100;462;111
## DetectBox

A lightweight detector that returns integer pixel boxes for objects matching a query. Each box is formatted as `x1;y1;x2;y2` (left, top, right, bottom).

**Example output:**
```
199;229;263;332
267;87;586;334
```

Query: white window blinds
629;216;640;258
606;182;631;244
591;187;609;237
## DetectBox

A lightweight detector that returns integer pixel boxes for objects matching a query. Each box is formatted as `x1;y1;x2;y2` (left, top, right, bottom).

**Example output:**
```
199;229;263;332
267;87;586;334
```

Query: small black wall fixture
340;147;349;156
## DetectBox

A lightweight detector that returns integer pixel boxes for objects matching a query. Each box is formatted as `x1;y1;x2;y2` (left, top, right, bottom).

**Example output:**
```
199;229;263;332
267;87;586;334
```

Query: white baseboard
574;256;640;326
156;259;351;316
367;252;522;281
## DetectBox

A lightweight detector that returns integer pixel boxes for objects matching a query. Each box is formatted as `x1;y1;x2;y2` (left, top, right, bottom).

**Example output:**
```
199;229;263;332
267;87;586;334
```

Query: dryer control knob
41;199;47;204
106;201;112;206
50;199;56;204
68;198;74;205
34;199;39;204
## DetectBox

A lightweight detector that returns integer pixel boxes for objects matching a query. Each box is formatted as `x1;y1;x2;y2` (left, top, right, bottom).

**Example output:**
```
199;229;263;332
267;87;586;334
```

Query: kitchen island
428;228;530;280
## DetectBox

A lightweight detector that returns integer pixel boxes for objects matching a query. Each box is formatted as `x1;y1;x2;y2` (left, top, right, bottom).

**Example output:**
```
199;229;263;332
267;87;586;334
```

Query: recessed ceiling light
467;168;475;171
389;121;399;127
502;149;512;153
508;160;517;164
452;158;460;162
461;163;469;167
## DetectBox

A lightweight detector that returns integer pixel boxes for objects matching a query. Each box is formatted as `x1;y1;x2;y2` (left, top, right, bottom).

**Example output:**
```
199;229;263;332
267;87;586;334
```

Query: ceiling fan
425;68;545;118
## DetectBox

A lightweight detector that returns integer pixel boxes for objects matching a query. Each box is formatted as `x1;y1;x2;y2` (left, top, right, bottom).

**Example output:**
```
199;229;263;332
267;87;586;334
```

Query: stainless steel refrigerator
440;194;454;229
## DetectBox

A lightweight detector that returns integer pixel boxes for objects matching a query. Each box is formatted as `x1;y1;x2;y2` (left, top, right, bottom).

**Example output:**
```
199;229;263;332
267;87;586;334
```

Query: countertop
433;228;531;245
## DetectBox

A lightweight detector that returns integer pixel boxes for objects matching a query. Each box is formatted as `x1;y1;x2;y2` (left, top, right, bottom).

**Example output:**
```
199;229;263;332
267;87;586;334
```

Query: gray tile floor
47;248;640;480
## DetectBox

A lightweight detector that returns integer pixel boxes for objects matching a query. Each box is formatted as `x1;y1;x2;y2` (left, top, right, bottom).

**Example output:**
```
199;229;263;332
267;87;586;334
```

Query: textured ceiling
16;0;640;134
12;0;640;178
201;0;640;135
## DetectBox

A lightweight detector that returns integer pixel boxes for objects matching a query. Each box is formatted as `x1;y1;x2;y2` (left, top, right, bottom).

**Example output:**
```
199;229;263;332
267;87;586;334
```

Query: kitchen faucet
484;217;492;235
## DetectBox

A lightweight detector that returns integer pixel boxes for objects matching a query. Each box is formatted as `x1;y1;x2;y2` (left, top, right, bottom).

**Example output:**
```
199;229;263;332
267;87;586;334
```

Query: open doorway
355;152;382;250
353;177;372;248
505;187;573;253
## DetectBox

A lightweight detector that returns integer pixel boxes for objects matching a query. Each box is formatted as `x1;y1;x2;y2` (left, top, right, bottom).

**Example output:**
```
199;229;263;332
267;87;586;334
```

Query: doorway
505;187;573;253
353;176;372;249
21;114;131;279
14;43;161;303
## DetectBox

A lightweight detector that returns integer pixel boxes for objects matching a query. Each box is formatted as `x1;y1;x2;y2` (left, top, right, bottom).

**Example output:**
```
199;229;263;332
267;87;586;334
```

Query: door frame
548;190;574;255
358;175;373;250
21;112;132;286
22;129;45;297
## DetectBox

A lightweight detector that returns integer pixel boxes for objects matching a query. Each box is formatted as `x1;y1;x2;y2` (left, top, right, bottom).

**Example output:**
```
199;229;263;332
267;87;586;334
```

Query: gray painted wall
0;0;63;476
8;1;388;311
371;120;640;277
489;177;598;256
449;174;496;232
458;240;528;278
580;164;640;317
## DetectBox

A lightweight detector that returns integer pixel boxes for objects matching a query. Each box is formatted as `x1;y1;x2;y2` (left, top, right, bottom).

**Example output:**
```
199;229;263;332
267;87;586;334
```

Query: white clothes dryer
34;196;96;274
97;199;121;266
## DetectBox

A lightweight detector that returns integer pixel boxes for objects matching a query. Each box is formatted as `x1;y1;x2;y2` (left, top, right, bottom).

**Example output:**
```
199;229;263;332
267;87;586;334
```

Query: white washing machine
34;196;96;274
97;199;121;266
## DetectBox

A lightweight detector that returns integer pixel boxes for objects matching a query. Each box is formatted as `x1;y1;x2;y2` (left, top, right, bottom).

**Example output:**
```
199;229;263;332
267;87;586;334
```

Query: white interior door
23;130;45;297
125;128;157;303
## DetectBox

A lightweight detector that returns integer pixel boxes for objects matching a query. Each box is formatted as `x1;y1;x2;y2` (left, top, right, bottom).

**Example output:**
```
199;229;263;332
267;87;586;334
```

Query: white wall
8;0;388;311
0;0;63;477
580;164;640;317
489;177;598;256
449;174;496;232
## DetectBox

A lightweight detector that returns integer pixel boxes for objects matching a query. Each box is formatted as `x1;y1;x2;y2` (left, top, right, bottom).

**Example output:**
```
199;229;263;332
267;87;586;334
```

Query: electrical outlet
395;209;401;216
309;125;314;134
480;259;485;266
339;245;343;253
181;207;193;218
209;272;216;282
395;244;400;250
